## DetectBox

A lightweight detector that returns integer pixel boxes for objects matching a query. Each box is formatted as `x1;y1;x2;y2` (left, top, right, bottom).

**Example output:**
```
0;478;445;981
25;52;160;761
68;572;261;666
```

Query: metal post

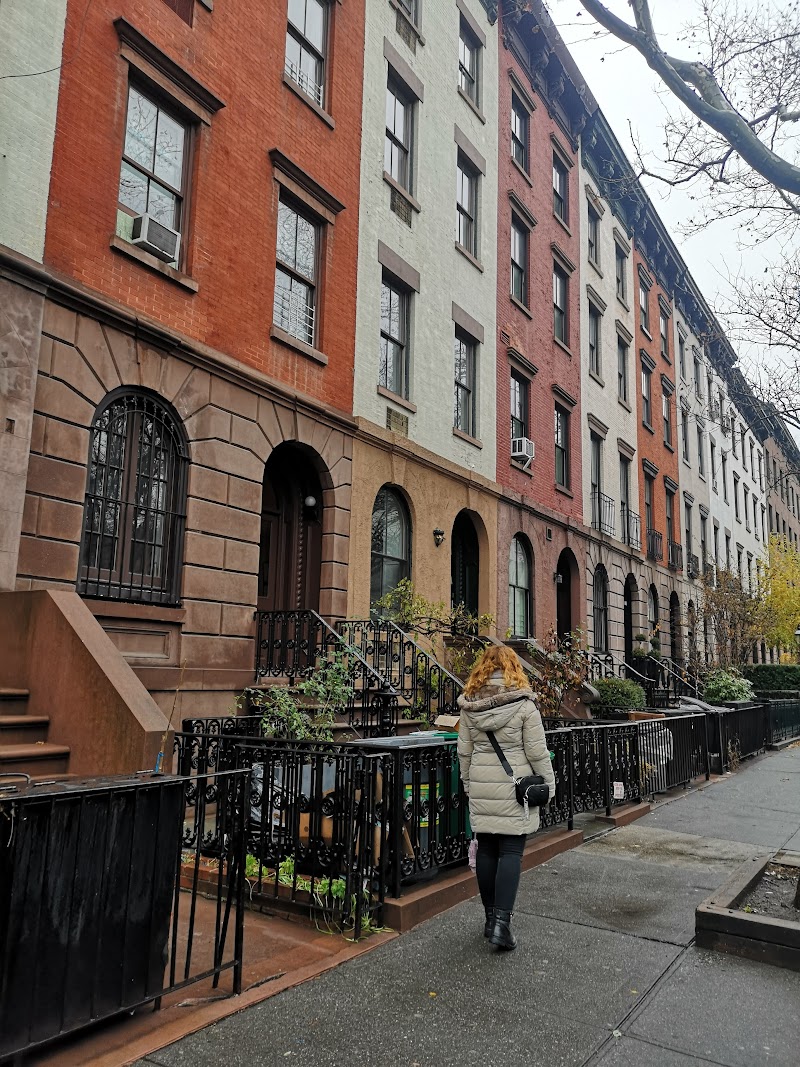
602;728;612;817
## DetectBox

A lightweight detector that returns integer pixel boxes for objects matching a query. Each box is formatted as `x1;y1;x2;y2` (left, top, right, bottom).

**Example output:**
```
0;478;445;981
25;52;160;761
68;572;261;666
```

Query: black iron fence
0;768;249;1063
704;703;769;772
637;713;709;795
765;700;800;745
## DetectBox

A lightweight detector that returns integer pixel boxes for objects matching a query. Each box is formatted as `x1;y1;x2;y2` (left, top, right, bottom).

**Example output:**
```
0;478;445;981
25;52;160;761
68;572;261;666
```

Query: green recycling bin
409;731;471;837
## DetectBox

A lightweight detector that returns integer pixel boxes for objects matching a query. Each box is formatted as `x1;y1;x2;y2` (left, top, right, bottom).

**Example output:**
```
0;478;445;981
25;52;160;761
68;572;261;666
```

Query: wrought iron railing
590;491;616;536
254;610;400;735
620;504;641;549
273;285;315;346
705;703;768;772
649;655;699;701
284;57;324;106
667;539;683;570
647;528;663;561
637;713;709;795
766;699;800;745
687;553;700;579
336;618;463;720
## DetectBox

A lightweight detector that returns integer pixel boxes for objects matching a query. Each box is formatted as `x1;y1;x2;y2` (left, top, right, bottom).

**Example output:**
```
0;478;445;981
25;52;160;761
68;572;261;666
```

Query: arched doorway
648;585;660;653
370;485;412;605
451;510;479;615
669;591;682;664
592;565;609;652
258;443;323;611
556;548;578;641
623;574;638;665
508;534;533;638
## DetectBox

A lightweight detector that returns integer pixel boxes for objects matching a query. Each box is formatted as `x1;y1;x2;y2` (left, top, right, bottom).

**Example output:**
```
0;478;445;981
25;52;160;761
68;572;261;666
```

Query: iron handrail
654;655;700;698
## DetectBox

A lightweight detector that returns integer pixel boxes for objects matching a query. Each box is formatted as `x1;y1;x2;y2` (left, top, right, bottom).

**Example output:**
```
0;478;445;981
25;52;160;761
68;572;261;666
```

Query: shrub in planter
743;664;800;692
703;669;755;705
592;677;646;711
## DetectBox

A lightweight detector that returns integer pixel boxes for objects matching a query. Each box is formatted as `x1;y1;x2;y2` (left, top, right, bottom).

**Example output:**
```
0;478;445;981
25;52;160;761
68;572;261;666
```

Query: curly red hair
464;645;529;697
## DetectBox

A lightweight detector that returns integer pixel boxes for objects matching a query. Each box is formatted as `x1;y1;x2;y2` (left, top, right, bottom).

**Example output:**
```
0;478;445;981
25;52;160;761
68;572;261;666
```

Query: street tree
696;565;767;669
762;533;800;648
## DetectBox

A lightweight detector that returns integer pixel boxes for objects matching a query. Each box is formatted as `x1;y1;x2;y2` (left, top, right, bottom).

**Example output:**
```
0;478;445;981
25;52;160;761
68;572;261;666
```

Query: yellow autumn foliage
762;535;800;649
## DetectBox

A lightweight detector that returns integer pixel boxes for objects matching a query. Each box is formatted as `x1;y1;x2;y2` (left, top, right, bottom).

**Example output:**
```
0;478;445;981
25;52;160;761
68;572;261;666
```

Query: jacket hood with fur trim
457;676;537;732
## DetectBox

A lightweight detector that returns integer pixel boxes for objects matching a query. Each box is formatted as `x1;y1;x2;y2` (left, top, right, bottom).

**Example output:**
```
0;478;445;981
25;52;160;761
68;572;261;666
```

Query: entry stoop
0;688;70;778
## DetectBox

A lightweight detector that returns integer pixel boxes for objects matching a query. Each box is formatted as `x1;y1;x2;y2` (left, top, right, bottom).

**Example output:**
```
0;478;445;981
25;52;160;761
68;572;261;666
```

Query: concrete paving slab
783;830;800;851
516;849;729;946
641;792;800;849
593;1034;730;1067
580;825;762;870
626;947;800;1067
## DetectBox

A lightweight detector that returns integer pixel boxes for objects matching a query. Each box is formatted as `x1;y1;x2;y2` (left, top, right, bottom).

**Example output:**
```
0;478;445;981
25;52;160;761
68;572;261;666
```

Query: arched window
648;584;660;652
78;389;188;604
370;486;411;604
592;564;609;652
508;535;532;637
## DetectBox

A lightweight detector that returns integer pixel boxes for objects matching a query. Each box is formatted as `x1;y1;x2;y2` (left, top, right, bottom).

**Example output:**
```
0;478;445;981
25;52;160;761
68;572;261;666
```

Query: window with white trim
454;330;477;437
285;0;327;107
385;77;413;192
379;273;410;399
273;198;317;345
456;152;478;257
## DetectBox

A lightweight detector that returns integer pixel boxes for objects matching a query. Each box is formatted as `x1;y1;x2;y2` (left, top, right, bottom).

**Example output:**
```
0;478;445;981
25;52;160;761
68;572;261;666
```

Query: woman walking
457;645;555;951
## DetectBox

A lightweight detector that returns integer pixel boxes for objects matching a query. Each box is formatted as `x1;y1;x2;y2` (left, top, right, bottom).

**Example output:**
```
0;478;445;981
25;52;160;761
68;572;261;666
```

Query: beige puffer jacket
457;674;556;836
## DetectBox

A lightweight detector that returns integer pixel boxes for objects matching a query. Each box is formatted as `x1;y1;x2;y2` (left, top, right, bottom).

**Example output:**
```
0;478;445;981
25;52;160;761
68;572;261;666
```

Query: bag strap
485;730;517;782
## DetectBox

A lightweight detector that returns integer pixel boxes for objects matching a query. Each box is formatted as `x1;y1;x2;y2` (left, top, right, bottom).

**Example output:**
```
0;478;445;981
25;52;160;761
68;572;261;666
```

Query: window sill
664;442;675;453
618;397;631;412
378;384;416;412
510;294;532;319
683;457;692;467
617;294;630;312
389;0;425;45
110;236;199;292
511;156;532;186
282;72;335;129
554;336;572;357
453;427;482;448
270;324;328;365
458;86;485;123
84;599;186;623
383;171;421;212
511;458;533;477
455;242;483;272
642;421;654;435
589;258;603;279
555;484;573;499
589;370;604;388
640;325;653;341
554;213;572;236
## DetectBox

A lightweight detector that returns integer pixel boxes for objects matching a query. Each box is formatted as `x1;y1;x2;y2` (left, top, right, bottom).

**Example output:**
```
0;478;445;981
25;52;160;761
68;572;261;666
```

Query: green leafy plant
522;629;588;718
245;684;335;742
297;653;354;719
703;669;755;705
743;664;800;692
592;677;646;712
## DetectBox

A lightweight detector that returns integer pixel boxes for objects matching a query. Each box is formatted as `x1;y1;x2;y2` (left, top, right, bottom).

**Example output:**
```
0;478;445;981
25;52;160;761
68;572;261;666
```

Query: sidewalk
135;746;800;1067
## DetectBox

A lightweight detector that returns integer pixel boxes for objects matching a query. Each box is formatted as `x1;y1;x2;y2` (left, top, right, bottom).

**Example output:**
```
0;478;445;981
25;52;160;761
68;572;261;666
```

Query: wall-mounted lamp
433;528;445;547
304;495;317;509
554;572;563;584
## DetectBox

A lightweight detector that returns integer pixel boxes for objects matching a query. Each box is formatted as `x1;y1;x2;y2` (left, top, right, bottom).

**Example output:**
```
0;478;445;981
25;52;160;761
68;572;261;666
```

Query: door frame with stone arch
623;573;638;666
555;547;580;642
451;509;490;618
669;590;683;665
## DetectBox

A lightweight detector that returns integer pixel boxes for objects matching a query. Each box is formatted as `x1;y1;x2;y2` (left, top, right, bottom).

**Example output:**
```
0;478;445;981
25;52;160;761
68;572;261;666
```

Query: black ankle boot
489;909;517;951
484;907;495;937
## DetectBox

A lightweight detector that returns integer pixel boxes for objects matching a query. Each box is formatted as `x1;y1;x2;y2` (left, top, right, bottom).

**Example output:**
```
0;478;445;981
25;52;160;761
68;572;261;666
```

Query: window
697;427;705;477
587;204;600;266
554;404;570;487
648;585;660;649
370;486;411;604
396;0;418;25
552;154;568;223
725;533;731;569
639;281;650;333
592;565;609;653
456;154;478;257
681;407;690;462
733;473;740;520
510;370;529;441
710;439;717;487
659;311;669;359
511;218;528;306
758;452;764;491
665;488;675;544
684;500;693;556
722;453;728;501
706;373;713;406
385;77;412;191
737;545;744;577
162;0;194;25
508;535;532;637
511;94;528;171
274;198;317;345
644;474;654;532
641;363;652;426
678;333;686;379
118;85;188;259
615;244;627;302
285;0;327;107
453;330;477;437
714;524;720;566
701;515;708;565
744;487;750;529
458;20;479;104
553;264;568;343
590;432;602;503
588;304;601;377
379;274;409;398
662;389;673;447
78;389;187;605
617;337;629;402
741;427;748;468
693;351;702;399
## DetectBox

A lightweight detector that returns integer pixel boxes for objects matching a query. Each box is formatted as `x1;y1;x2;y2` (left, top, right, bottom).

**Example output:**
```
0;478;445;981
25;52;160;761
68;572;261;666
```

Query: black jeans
475;832;526;913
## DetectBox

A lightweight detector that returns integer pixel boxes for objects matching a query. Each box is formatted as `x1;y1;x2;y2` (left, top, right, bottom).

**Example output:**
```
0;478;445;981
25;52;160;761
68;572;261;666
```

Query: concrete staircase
0;687;70;780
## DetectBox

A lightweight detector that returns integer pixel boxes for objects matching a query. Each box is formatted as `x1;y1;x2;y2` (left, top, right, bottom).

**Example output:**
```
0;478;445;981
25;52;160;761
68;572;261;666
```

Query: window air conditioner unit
511;436;535;469
131;214;180;264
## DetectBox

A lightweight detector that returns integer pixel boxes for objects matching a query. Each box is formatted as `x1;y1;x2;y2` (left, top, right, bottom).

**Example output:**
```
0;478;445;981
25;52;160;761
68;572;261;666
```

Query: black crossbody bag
485;731;550;821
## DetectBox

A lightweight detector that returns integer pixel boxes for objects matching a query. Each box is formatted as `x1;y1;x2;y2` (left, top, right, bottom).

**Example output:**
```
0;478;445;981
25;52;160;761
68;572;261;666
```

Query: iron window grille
617;337;629;401
553;264;568;343
78;389;187;605
118;84;187;250
511;94;528;170
552;154;568;223
511;217;528;306
615;245;627;302
370;486;411;604
510;370;529;441
285;0;327;107
647;528;663;562
456;153;478;257
385;77;412;192
588;304;601;376
379;275;409;399
620;504;641;549
454;331;477;437
668;540;683;571
508;535;531;638
554;404;570;488
591;491;616;536
458;20;479;103
273;198;317;345
587;204;600;266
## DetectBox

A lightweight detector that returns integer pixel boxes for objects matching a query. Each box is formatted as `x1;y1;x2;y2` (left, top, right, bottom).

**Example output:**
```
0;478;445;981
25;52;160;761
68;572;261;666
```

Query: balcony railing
591;491;616;536
284;58;324;107
273;286;315;347
687;553;700;579
620;505;641;550
646;528;663;561
668;539;683;571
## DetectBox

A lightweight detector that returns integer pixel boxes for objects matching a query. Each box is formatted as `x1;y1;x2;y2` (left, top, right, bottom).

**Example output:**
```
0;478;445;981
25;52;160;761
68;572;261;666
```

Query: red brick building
10;0;366;716
494;4;591;642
